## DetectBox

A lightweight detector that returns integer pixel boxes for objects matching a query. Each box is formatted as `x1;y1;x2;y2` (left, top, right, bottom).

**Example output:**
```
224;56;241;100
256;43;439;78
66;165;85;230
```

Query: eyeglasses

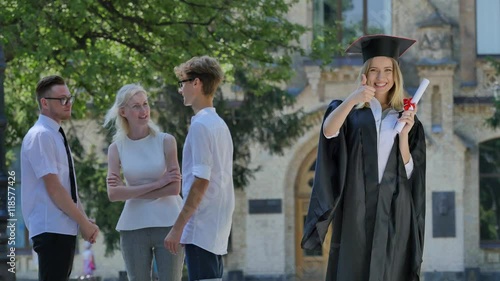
127;103;150;111
44;96;74;106
178;78;195;88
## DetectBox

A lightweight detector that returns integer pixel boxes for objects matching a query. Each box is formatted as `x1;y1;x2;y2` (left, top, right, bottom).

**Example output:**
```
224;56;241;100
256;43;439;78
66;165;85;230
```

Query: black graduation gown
301;100;426;281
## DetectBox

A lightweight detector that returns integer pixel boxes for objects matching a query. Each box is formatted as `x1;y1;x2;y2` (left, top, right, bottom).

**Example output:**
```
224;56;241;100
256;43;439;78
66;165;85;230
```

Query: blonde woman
104;84;184;281
302;35;426;281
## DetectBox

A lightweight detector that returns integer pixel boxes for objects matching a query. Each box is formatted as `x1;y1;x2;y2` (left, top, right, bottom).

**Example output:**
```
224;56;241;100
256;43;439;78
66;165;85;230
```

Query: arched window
431;85;443;133
479;138;500;247
313;0;392;47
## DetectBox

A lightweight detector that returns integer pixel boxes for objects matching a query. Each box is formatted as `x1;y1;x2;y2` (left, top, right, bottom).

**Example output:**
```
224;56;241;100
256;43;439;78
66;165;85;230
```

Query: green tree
487;59;500;129
1;0;339;253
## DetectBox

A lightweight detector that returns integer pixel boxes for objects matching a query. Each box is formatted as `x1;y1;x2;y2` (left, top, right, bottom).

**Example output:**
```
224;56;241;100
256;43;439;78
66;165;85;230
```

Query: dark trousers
185;244;223;281
32;232;77;281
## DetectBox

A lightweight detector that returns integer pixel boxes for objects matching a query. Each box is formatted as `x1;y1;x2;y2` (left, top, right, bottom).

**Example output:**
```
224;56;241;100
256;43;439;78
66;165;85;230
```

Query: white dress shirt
180;107;235;255
21;114;78;238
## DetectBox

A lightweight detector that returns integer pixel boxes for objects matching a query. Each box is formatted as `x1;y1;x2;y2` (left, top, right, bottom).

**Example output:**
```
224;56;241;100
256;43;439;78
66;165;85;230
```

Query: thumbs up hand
346;74;375;105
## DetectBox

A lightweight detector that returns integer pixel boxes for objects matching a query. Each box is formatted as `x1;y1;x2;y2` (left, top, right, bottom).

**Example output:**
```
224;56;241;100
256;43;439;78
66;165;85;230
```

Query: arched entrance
294;147;331;280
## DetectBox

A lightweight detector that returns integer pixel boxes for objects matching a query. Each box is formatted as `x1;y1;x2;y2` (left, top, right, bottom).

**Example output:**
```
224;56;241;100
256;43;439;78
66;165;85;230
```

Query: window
313;0;392;48
476;0;500;55
479;138;500;247
431;85;443;133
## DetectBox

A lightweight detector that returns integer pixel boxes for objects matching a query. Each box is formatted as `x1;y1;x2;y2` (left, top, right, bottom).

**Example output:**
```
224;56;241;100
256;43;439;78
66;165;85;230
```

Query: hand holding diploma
394;78;430;134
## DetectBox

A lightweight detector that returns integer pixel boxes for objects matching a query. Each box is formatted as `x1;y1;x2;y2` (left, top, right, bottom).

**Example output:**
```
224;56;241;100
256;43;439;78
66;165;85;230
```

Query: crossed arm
106;134;181;202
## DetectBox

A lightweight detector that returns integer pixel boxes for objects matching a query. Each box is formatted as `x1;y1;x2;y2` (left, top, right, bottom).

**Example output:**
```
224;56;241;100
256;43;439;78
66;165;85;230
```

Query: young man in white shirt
21;75;99;281
164;56;235;281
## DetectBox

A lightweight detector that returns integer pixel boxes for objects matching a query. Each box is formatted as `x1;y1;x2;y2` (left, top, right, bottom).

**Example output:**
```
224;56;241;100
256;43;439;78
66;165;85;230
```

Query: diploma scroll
394;78;430;133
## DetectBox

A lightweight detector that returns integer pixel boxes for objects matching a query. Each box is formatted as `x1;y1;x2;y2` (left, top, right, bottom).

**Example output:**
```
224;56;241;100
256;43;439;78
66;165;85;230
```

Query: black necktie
59;127;77;203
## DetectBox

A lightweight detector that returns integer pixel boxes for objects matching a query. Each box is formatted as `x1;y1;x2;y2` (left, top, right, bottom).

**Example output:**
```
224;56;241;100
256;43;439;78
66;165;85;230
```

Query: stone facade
233;0;500;280
15;0;500;280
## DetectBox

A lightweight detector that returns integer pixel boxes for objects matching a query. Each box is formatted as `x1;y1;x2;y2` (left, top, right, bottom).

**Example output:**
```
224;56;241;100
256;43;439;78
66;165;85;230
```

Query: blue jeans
120;227;184;281
184;244;223;281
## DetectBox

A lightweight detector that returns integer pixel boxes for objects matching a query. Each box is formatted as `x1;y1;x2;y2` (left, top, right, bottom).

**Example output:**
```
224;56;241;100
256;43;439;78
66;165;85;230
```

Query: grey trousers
120;227;184;281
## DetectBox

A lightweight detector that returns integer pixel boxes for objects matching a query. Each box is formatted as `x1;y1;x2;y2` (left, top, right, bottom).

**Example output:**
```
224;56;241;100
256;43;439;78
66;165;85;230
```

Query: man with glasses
21;75;99;281
164;56;234;281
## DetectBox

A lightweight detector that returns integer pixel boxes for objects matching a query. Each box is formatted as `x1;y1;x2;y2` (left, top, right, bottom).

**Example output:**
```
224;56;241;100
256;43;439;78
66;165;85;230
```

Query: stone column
459;0;477;86
415;11;457;136
417;63;457;136
415;11;466;276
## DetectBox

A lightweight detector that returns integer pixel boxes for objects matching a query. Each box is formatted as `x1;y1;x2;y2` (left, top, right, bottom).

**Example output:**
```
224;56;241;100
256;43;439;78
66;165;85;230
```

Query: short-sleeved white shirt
21;114;78;239
180;107;235;255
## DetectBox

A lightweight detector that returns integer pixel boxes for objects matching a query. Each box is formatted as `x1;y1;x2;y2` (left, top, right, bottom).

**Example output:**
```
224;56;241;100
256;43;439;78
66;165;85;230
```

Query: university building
15;0;500;280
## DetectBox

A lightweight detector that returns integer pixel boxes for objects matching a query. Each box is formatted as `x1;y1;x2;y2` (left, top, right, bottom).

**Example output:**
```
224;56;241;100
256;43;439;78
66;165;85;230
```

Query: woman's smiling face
366;56;395;96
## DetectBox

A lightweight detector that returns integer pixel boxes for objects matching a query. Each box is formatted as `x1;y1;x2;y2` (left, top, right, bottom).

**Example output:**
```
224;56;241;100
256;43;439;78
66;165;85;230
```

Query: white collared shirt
21;114;78;238
369;98;414;182
325;99;414;182
181;107;235;255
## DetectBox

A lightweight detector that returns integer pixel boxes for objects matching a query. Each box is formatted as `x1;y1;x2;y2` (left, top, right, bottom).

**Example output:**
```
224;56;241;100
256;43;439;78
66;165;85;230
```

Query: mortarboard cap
345;34;416;63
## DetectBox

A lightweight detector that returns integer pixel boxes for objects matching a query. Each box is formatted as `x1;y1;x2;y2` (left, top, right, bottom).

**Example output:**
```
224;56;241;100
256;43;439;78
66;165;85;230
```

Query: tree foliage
1;0;339;253
487;58;500;129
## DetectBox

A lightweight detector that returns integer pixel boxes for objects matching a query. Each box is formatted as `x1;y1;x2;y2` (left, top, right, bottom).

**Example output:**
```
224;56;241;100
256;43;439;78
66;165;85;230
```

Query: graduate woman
302;35;426;281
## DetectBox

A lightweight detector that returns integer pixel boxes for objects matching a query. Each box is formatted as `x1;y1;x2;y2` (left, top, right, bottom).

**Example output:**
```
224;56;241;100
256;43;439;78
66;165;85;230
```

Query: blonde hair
103;84;160;142
174;56;224;97
355;57;405;111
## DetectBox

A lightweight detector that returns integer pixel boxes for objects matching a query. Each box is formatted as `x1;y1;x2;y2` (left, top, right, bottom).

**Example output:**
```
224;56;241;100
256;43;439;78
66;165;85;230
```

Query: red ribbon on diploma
403;98;415;111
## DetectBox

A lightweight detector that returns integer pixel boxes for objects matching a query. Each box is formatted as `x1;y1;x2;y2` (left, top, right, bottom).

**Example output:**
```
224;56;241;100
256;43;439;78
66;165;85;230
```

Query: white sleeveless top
115;133;182;231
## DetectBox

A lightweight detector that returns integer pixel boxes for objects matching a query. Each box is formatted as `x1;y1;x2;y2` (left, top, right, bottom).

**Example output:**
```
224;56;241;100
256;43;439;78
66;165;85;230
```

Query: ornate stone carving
419;30;453;60
416;7;457;62
304;65;321;96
